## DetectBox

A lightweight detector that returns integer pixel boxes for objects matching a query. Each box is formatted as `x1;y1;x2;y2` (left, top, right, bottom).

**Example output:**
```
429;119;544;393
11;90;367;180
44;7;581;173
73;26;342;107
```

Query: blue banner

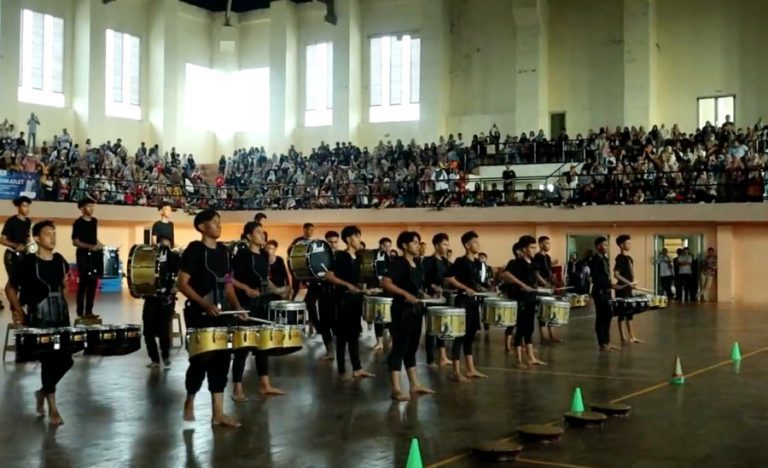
0;170;39;200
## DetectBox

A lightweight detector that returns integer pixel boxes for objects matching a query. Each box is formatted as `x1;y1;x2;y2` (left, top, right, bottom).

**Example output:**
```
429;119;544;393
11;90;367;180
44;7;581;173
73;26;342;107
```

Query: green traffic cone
405;438;423;468
671;356;685;385
570;387;585;413
731;342;742;362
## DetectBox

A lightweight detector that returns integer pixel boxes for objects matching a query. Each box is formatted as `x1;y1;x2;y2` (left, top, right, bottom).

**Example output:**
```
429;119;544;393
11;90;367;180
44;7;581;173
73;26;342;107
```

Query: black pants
183;306;232;394
375;322;389;339
40;352;74;394
142;297;174;363
677;274;693;301
305;283;322;327
594;294;613;346
514;301;536;347
387;304;422;372
424;306;445;365
76;275;98;316
451;296;480;360
333;295;362;374
231;349;269;382
317;294;336;348
659;275;674;298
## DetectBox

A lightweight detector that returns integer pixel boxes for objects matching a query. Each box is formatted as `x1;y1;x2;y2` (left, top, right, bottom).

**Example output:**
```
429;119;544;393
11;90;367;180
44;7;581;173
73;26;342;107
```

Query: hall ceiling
180;0;312;13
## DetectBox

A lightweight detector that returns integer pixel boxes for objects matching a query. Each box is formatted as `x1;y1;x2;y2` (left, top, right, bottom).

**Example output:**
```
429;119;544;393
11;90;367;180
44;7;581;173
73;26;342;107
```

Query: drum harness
29;255;69;327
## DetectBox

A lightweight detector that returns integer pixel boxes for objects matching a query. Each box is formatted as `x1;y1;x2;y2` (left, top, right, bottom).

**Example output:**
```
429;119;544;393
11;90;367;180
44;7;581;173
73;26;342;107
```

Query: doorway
550;112;566;139
653;234;705;299
566;234;609;293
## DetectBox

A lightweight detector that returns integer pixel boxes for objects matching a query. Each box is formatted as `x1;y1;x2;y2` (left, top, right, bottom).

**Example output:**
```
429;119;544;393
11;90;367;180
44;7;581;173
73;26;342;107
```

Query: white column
419;0;451;140
623;0;657;128
211;12;240;155
268;0;298;154
513;0;548;136
332;0;362;143
0;0;22;114
148;0;180;149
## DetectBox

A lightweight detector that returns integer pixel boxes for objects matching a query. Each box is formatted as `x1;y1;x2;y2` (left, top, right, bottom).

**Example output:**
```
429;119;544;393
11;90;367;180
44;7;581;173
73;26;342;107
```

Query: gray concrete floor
1;292;766;468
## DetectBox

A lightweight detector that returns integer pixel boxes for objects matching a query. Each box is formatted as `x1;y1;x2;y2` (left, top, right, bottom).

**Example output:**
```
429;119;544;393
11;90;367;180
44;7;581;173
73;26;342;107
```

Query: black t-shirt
384;256;423;308
447;256;480;291
614;254;634;298
533;252;552;282
422;255;450;294
329;250;360;295
180;240;230;302
505;257;537;301
12;253;69;307
269;256;289;288
2;216;31;245
233;247;269;307
72;217;98;246
589;253;612;295
151;220;175;246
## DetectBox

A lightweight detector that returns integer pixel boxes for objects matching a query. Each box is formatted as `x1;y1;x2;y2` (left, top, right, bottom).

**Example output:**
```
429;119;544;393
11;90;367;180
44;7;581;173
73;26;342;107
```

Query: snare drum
76;248;104;279
255;326;285;352
127;244;177;298
268;300;306;326
232;326;261;351
633;296;651;314
288;240;334;281
610;298;632;317
482;300;518;327
186;327;233;358
540;299;570;327
363;296;393;324
427;307;466;339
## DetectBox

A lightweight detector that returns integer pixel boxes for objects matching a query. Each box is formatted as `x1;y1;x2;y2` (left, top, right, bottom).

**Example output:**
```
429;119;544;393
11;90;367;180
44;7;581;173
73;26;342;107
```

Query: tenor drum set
15;324;142;363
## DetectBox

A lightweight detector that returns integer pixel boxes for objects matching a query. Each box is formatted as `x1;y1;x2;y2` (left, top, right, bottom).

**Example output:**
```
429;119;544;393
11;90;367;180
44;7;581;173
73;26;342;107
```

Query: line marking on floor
478;366;649;382
515;457;597;468
425;344;768;468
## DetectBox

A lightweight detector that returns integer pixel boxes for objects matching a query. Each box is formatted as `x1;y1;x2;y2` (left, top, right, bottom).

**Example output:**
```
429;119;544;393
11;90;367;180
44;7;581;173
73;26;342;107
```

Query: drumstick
633;286;655;294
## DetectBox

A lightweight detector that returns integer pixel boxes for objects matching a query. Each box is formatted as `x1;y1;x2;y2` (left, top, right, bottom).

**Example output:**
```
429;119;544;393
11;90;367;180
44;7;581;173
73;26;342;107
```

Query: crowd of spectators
0;116;766;210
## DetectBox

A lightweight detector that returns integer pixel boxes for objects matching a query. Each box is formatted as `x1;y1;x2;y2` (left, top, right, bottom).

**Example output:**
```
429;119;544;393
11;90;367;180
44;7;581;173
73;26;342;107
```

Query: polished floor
1;292;767;468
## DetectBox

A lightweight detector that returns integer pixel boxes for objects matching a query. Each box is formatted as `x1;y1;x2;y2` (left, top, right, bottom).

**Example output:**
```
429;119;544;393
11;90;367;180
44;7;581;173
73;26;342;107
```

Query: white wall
0;0;766;165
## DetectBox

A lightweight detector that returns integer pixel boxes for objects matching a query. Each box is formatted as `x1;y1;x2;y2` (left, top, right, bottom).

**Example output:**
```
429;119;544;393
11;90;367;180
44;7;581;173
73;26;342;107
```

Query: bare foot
35;390;45;417
259;386;286;396
451;372;470;383
183;399;196;421
339;372;353;382
621;338;630;344
372;343;384;352
48;409;64;426
466;370;488;379
427;362;439;369
517;362;530;369
609;344;622;351
599;345;613;353
630;337;644;343
391;391;410;401
530;359;547;366
353;369;375;379
320;352;335;361
410;385;435;395
231;393;247;403
211;415;241;428
440;358;452;366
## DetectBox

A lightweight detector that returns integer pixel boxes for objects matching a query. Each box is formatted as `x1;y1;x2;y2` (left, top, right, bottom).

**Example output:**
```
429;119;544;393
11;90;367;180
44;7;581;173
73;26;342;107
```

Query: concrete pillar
716;225;734;303
211;12;240;155
419;0;451;140
0;0;22;117
333;0;362;143
268;0;298;154
513;0;548;136
623;0;657;128
148;0;180;150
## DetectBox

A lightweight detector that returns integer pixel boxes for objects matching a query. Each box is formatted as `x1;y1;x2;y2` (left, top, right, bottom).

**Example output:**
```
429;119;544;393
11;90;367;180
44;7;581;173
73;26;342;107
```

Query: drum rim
488;300;518;307
364;296;393;303
270;301;307;311
430;308;466;315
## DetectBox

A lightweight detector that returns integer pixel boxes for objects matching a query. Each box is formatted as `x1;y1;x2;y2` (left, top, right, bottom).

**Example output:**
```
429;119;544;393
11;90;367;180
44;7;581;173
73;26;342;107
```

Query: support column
716;225;734;303
419;0;451;140
211;12;240;156
623;0;657;128
269;0;298;154
513;0;548;136
148;0;180;150
333;0;362;143
0;0;22;116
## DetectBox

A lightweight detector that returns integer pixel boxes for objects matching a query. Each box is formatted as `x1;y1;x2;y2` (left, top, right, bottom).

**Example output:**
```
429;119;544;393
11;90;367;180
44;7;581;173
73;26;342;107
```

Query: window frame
368;33;421;124
17;9;65;108
697;95;736;129
304;41;334;128
105;29;142;120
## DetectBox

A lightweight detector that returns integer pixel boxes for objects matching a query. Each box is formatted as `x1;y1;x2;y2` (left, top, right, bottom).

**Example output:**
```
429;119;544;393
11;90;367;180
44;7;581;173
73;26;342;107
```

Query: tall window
105;29;141;120
369;34;420;123
698;95;735;128
18;9;64;107
305;42;333;127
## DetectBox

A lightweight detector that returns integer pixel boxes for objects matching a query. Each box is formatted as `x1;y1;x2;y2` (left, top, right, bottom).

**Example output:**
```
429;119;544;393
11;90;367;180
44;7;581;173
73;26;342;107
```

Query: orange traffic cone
671;356;685;385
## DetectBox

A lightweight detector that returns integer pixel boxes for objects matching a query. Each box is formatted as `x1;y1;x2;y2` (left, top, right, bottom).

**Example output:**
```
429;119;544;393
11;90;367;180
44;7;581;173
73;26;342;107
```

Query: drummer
614;234;642;343
324;225;375;381
444;231;487;382
265;239;291;296
72;198;103;319
177;209;244;427
1;196;32;311
6;220;72;426
589;236;620;352
504;236;546;368
151;202;175;247
421;233;452;367
289;223;315;300
373;237;393;352
316;230;341;360
230;221;284;400
382;231;434;401
533;236;561;343
498;242;523;352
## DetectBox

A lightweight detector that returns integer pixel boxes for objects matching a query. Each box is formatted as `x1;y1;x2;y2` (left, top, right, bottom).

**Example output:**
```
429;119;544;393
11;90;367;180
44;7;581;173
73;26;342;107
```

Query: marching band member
143;202;175;368
421;233;452;367
589;236;620;352
499;242;523;352
265;239;291;295
324;226;375;381
151;202;175;247
382;231;434;401
444;231;487;382
177;209;244;427
533;236;561;343
289;222;314;302
614;234;642;343
6;220;72;426
373;237;393;351
230;221;284;401
316;230;340;360
72;198;103;319
1;196;32;311
506;236;546;368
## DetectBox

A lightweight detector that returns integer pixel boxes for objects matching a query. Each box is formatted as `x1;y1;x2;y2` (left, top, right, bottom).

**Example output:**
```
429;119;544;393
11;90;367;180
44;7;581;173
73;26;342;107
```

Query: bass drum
288;239;333;281
127;244;178;298
358;249;377;282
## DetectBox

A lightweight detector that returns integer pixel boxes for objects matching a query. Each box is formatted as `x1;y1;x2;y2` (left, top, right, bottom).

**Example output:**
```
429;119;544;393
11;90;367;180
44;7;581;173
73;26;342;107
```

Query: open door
653;234;704;296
